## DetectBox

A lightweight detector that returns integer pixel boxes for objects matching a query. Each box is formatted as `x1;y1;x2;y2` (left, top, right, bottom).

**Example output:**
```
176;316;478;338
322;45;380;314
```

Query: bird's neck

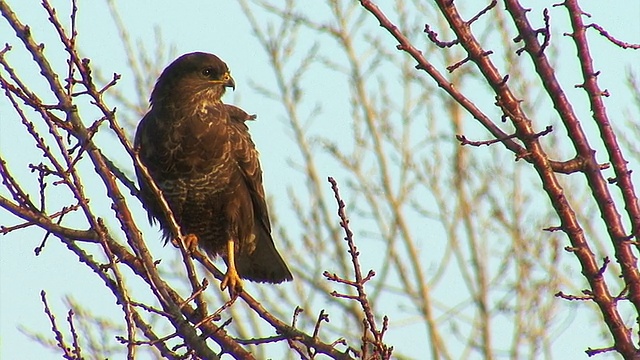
153;91;225;115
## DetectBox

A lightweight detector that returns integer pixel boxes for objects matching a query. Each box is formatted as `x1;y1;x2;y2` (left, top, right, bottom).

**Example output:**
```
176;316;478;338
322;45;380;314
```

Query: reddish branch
358;0;640;357
0;1;350;359
0;2;368;358
358;0;581;175
456;125;553;147
423;24;458;48
554;291;594;301
6;0;637;357
325;177;393;359
5;3;220;357
505;0;640;355
586;23;640;50
563;0;640;243
191;250;354;360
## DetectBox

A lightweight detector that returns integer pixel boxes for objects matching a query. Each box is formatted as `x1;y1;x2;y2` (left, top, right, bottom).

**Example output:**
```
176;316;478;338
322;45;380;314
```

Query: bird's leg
220;238;243;295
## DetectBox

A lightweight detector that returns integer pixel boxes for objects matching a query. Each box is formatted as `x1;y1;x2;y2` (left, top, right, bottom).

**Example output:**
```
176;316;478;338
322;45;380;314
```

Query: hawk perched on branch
135;52;292;293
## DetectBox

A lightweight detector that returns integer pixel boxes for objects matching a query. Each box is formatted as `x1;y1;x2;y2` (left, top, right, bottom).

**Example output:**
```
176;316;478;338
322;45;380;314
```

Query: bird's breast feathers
141;104;235;178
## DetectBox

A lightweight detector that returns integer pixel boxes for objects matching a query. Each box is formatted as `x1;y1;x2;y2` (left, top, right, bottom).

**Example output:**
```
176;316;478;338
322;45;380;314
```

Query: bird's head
150;52;236;108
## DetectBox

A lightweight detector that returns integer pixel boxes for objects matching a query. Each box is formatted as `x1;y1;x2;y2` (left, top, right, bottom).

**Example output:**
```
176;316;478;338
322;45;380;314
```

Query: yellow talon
220;239;243;295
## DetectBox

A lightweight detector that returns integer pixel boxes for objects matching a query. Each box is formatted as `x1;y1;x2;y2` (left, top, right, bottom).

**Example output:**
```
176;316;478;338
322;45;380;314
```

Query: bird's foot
220;265;243;296
183;233;199;253
220;238;243;296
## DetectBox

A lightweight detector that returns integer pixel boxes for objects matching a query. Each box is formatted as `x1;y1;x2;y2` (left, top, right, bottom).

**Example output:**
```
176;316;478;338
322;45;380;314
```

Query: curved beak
223;72;235;91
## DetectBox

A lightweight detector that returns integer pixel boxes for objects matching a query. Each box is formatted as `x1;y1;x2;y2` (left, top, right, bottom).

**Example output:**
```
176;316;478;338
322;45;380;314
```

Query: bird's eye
201;68;214;78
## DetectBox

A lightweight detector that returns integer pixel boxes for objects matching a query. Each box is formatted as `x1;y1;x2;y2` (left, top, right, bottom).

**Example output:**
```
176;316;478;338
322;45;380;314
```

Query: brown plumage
134;52;292;292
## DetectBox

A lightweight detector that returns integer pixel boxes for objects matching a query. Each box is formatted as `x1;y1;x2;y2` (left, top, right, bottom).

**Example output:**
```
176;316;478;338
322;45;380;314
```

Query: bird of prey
134;52;292;293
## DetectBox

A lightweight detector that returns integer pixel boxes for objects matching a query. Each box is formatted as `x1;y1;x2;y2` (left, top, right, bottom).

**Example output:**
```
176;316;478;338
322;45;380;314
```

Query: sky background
1;1;639;359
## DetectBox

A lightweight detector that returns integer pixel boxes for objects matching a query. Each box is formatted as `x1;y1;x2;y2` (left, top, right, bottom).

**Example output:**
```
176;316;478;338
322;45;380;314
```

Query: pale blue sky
1;1;639;359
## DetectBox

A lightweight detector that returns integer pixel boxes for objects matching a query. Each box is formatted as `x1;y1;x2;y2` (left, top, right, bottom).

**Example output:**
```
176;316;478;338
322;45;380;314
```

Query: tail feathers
236;228;293;283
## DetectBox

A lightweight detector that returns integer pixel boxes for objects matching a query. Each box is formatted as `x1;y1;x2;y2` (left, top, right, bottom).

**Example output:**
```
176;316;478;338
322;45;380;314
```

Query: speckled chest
151;105;233;180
